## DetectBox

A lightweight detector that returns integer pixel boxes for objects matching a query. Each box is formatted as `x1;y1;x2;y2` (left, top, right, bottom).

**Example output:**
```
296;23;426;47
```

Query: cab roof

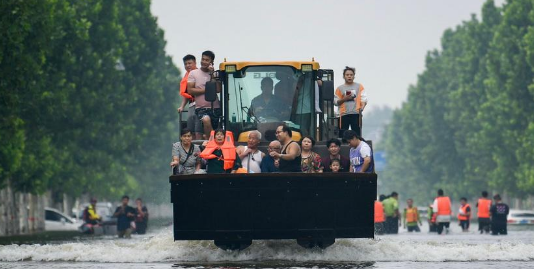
219;61;320;71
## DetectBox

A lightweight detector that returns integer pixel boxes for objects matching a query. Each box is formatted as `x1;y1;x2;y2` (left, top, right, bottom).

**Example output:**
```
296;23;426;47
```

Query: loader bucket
170;172;377;250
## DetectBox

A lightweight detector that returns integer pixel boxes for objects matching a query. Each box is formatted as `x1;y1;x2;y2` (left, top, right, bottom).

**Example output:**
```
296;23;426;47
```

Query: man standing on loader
188;50;221;138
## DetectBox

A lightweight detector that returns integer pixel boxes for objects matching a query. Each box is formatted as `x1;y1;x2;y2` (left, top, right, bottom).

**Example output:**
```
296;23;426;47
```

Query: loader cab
211;61;336;142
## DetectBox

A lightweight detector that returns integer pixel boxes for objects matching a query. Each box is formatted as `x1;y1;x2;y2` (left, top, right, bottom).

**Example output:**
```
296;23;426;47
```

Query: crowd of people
172;50;371;175
374;190;510;236
177;50;367;141
82;196;149;239
171;127;373;175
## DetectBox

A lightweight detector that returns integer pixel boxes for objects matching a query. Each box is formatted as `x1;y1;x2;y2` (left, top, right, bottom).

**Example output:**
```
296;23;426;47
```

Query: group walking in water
374;190;510;235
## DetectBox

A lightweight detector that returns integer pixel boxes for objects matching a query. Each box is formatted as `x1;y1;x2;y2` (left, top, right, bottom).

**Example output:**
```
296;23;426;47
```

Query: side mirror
205;81;218;102
321;80;334;101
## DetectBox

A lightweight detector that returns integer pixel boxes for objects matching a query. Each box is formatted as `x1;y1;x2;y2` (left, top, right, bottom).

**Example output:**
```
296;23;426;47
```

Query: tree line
0;0;180;203
380;0;534;202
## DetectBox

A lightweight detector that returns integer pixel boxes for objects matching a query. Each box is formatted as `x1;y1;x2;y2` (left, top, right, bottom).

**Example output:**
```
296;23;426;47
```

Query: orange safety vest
335;83;364;116
437;196;451;216
477;198;491;218
405;207;418;222
199;130;237;170
374;201;385;223
180;70;195;101
457;204;470;220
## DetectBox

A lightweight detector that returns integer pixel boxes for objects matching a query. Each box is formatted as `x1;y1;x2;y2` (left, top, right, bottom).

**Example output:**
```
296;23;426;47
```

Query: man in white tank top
236;130;265;173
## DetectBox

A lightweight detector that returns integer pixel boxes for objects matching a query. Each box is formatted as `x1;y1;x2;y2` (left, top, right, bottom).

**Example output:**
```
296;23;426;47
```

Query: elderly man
261;140;282;172
236;130;265;173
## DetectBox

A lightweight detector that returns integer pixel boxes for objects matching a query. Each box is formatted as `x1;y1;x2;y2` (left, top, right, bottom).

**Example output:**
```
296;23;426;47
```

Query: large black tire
214;240;252;251
297;238;335;249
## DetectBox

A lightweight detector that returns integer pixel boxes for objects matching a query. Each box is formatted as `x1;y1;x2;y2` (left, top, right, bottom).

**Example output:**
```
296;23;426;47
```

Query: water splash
1;227;534;263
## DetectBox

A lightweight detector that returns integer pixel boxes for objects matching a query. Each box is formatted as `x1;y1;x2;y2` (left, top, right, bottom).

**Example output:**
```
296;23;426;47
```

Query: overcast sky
151;0;503;111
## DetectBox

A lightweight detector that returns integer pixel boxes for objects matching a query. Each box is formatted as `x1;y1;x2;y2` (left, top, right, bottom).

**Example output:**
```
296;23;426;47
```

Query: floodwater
1;222;533;269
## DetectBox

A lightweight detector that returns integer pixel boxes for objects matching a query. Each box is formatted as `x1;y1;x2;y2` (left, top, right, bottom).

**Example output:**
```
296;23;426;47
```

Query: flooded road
1;222;533;268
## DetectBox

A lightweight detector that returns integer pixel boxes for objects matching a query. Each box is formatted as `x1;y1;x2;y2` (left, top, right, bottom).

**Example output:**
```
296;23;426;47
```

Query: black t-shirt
279;141;301;172
490;203;509;224
114;205;136;231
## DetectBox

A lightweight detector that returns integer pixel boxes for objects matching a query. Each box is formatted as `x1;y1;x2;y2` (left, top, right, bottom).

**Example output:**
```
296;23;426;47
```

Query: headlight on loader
301;64;312;72
225;65;236;73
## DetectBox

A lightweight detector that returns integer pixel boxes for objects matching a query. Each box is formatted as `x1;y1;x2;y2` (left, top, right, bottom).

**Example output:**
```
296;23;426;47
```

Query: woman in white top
236;130;265;173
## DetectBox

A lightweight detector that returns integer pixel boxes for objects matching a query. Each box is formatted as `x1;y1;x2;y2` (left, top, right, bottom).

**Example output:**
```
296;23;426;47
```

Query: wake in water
1;226;534;263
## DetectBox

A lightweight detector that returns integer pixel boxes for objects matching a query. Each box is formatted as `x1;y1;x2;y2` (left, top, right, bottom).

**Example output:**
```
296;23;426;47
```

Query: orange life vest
405;207;418;222
335;83;364;116
457;204;470;221
374;201;385;223
199;130;237;170
437;196;451;216
180;70;195;101
477;198;491;218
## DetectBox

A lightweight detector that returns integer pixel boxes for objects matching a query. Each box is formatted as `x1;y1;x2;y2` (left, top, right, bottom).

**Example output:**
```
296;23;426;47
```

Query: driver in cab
250;77;286;121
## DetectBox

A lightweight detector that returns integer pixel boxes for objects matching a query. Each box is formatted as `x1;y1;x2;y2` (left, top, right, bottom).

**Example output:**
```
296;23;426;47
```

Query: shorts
195;107;222;129
187;112;203;133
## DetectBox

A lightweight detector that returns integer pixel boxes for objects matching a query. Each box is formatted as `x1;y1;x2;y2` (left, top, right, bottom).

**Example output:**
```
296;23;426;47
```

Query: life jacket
458;204;470;220
199;130;237;170
437;196;451;216
405;207;418;222
477;198;491;218
180;70;195;101
374;201;385;223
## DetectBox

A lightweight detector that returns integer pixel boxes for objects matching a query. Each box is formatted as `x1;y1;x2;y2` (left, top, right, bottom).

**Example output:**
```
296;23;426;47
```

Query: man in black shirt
113;195;136;238
490;194;509;235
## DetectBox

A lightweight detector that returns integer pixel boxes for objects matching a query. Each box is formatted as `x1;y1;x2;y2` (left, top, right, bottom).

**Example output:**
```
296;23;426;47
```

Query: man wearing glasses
260;140;282;172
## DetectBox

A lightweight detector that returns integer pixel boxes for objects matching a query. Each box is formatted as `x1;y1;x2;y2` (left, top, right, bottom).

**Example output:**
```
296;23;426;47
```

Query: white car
507;209;534;225
45;207;79;231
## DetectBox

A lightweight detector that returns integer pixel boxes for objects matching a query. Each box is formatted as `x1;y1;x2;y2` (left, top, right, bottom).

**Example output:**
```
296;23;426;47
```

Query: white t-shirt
241;146;263;173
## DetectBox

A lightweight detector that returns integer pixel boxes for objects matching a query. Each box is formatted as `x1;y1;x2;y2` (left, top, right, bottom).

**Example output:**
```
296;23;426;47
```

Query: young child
403;198;422;232
330;159;341;173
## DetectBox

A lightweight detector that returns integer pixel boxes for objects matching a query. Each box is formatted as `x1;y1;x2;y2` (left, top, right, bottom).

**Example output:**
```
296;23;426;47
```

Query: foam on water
1;227;534;263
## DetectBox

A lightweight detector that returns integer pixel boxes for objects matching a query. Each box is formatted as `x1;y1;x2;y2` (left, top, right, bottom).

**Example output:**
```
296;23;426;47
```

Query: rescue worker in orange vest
432;189;452;235
476;191;492;234
457;197;471;232
177;54;202;140
403;198;422;232
374;194;386;235
200;129;242;173
334;66;367;137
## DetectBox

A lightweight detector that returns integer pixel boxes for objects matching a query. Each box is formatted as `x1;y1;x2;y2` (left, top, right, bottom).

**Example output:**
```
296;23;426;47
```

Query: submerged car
45;207;79;231
507;209;534;225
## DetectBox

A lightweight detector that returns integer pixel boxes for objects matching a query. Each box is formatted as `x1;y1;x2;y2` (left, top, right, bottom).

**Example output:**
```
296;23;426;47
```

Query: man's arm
280;143;300;161
361;156;371;172
236;146;251;160
403;209;406;227
113;207;122;217
177;98;188;113
187;81;204;96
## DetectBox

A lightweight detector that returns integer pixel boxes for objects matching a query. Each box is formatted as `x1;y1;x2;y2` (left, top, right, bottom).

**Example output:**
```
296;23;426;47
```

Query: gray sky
151;0;503;111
